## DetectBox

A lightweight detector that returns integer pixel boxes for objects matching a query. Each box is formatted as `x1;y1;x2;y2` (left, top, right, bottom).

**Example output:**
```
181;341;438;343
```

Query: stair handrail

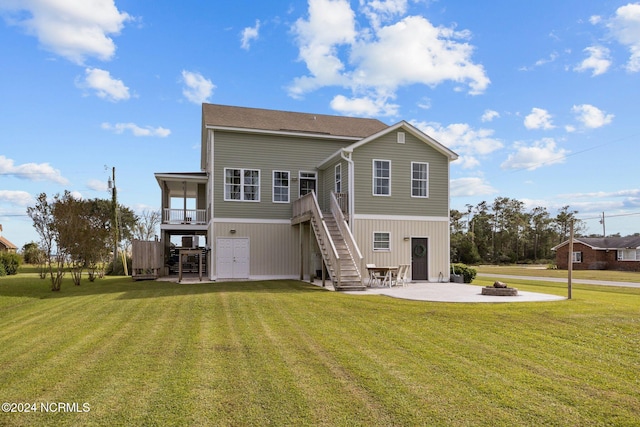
330;191;364;286
304;191;341;287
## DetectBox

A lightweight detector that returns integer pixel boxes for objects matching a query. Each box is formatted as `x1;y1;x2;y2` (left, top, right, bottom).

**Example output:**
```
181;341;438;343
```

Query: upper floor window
335;164;342;193
411;162;429;198
224;168;260;202
273;171;289;203
373;160;391;196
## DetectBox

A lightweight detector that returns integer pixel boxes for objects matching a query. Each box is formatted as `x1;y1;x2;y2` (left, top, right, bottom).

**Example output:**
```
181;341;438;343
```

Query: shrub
0;262;5;277
0;252;22;275
451;263;477;283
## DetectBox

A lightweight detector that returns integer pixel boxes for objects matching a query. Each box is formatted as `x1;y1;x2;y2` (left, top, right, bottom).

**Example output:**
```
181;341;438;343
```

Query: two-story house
155;104;458;289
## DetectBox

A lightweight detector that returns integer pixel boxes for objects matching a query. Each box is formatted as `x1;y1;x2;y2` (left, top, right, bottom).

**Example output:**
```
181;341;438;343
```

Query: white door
216;238;250;279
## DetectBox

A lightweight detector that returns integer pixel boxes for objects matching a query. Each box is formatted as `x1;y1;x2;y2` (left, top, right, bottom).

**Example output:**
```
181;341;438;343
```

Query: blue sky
1;0;639;249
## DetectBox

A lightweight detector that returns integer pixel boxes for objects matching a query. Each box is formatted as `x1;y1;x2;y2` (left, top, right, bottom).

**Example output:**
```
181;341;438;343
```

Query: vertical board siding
212;130;349;219
354;217;450;281
352;132;450;217
212;222;299;277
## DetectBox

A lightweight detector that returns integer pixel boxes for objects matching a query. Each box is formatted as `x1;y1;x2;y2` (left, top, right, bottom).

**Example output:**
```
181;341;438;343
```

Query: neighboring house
155;104;458;289
552;236;640;271
0;224;18;253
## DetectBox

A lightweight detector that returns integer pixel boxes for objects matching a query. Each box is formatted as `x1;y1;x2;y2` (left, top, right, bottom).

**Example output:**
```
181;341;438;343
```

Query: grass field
1;267;639;426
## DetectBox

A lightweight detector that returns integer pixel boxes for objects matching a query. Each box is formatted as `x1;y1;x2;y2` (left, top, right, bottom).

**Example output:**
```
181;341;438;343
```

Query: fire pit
481;281;518;296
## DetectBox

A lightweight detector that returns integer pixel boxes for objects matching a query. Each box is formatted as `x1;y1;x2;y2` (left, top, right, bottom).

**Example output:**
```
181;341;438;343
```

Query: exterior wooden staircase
293;191;366;291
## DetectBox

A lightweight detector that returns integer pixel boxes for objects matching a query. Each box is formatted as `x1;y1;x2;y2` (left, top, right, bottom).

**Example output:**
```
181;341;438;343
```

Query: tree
27;193;64;291
133;209;161;241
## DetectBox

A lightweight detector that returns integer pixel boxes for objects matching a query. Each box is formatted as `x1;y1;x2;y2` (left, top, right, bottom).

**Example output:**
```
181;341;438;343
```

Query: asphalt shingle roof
202;103;389;139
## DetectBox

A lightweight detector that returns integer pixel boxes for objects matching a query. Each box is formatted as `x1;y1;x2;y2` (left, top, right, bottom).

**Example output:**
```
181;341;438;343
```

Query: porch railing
330;192;364;285
334;192;348;214
162;208;207;224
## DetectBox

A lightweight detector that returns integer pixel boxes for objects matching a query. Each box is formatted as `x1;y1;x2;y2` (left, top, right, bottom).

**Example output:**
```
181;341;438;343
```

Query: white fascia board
346;121;459;161
205;125;362;142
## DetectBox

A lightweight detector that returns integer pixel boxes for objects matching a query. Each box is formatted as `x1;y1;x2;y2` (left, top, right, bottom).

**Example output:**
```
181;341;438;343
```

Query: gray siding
212;130;349;219
352;131;449;217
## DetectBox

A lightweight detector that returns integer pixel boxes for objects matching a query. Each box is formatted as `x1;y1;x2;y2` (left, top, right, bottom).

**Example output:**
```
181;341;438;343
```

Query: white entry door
216;238;250;279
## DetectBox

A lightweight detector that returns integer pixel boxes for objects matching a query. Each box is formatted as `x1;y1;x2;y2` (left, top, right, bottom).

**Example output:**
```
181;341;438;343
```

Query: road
477;273;640;289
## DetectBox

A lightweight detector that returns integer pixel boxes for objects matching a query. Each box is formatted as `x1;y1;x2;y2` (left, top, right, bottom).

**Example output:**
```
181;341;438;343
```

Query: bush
0;252;22;275
0;262;5;277
451;263;477;283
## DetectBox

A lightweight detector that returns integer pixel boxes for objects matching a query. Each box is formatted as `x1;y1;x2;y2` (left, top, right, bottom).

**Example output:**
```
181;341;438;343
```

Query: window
373;160;390;196
617;249;640;261
299;171;317;197
224;168;260;202
411;162;429;198
373;232;390;251
572;251;582;263
273;171;289;203
335;164;342;193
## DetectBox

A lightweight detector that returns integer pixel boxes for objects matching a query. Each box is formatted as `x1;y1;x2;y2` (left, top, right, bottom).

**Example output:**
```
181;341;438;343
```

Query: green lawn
476;264;640;283
1;269;639;426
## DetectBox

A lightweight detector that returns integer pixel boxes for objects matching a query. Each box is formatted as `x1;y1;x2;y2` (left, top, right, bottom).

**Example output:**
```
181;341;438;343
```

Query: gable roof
552;236;640;251
0;236;17;251
202;103;388;139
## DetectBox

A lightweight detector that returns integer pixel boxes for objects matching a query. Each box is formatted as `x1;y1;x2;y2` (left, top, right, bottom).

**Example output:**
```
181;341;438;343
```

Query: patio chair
366;264;384;287
396;264;410;287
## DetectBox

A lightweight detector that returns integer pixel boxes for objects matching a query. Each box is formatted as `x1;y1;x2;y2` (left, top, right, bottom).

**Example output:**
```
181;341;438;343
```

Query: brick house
0;224;18;253
552;236;640;271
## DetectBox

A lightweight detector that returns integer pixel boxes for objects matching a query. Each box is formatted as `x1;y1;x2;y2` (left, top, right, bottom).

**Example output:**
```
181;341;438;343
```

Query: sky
1;0;640;250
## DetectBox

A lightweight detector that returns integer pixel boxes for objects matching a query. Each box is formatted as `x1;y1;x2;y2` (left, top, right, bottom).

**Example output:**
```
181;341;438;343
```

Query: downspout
340;149;355;230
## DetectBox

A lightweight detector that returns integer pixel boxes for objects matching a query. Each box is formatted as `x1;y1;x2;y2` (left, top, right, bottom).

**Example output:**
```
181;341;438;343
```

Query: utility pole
567;219;574;300
600;212;606;237
109;167;119;271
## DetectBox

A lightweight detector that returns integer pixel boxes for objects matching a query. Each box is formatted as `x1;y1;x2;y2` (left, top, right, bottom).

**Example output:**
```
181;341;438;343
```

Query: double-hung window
411;162;429;198
373;160;390;196
373;232;390;251
272;171;290;203
572;251;582;263
224;168;260;201
335;164;342;193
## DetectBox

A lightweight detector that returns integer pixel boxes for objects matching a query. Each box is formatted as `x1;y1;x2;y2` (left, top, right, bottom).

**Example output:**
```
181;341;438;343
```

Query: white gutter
341;149;355;230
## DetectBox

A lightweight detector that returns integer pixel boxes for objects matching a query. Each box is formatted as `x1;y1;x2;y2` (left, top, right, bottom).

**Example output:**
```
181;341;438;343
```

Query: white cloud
87;179;109;192
0;0;131;64
451;177;497;197
0;190;33;206
79;67;130;101
101;122;171;137
571;104;614;129
330;94;399;116
501;138;569;171
241;19;260;50
413;121;503;169
524;107;554;130
288;1;489;115
481;109;500;122
607;3;640;72
0;155;68;184
181;70;215;104
574;46;611;76
360;0;408;29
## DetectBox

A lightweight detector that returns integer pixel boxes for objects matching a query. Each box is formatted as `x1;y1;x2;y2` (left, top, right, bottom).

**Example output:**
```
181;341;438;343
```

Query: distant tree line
450;197;587;265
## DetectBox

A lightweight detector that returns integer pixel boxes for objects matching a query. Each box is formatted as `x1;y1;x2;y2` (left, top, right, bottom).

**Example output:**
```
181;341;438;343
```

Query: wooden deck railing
162;208;207;224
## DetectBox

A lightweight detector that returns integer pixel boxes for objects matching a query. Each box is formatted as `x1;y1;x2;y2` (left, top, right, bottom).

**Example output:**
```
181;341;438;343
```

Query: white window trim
335;164;342;193
572;251;582;263
617;249;640;261
299;171;317;198
373;231;391;252
411;161;429;198
272;170;290;203
224;167;261;202
372;159;391;196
